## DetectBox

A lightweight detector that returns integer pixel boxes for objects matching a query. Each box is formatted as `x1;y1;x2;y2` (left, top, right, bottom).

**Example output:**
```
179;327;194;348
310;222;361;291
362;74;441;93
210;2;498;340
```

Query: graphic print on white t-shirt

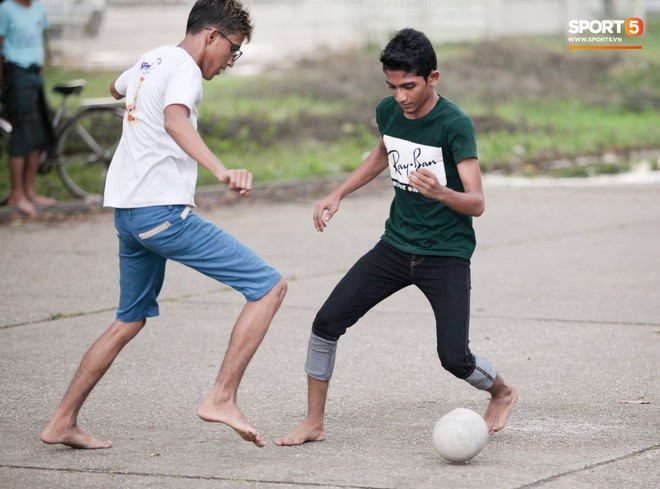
126;57;162;122
384;134;446;192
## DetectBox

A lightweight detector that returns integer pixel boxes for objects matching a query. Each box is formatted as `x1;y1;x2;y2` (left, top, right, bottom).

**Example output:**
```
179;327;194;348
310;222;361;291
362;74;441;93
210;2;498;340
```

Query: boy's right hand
313;193;340;232
217;169;253;196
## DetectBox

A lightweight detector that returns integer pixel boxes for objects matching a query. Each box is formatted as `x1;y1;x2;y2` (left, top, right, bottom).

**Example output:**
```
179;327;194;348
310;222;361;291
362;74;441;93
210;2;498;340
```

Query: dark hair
379;28;437;79
186;0;254;42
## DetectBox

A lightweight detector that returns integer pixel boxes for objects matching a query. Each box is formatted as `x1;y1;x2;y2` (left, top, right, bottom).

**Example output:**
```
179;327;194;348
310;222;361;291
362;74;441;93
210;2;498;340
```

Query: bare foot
40;423;112;449
8;197;38;218
484;384;518;434
30;194;57;207
274;419;326;446
197;399;265;448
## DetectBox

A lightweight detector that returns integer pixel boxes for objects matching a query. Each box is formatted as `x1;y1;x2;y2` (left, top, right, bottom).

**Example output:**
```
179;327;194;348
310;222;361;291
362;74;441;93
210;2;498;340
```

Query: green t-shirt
376;95;478;259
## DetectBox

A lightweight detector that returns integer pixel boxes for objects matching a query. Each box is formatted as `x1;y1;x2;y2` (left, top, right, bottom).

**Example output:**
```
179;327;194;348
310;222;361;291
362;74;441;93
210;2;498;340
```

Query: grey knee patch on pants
304;332;338;381
465;355;496;390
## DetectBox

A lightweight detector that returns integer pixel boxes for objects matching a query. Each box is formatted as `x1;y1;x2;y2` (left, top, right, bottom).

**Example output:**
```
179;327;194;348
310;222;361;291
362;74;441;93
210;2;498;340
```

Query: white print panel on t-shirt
384;134;446;192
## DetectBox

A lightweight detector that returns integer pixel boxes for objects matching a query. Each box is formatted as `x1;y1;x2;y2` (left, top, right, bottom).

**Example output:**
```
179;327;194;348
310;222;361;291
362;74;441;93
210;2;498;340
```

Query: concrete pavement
1;175;659;488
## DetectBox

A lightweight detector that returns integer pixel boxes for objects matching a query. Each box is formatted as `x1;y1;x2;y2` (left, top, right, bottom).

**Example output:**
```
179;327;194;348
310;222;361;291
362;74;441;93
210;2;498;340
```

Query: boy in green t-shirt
276;28;517;446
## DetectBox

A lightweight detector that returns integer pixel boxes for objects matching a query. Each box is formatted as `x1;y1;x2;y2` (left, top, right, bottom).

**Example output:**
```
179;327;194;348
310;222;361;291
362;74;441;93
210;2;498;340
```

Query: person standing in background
0;0;56;218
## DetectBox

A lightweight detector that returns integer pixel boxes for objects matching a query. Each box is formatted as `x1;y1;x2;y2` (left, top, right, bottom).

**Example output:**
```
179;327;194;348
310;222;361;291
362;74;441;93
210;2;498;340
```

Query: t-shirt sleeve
163;58;202;113
375;97;390;136
41;6;49;30
447;115;478;164
113;68;132;97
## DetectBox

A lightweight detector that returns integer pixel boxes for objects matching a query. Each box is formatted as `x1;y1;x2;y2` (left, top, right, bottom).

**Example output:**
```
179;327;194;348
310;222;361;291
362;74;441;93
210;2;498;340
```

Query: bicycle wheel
0;119;12;206
57;106;123;200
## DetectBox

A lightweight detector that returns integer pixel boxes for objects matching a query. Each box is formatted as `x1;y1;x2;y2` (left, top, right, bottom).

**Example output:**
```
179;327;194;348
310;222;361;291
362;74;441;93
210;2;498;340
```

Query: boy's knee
264;277;287;303
110;318;145;344
273;277;287;299
312;307;346;341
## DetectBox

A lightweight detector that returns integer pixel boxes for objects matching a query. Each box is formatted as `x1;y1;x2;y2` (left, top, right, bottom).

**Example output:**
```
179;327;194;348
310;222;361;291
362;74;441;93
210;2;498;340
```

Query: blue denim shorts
114;205;282;322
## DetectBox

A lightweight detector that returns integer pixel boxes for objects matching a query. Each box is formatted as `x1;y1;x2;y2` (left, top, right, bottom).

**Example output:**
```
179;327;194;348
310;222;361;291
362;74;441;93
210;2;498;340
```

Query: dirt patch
439;39;624;105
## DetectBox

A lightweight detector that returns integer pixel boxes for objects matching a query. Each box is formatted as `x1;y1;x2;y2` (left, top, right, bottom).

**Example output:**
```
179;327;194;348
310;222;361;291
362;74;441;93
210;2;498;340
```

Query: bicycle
0;79;124;205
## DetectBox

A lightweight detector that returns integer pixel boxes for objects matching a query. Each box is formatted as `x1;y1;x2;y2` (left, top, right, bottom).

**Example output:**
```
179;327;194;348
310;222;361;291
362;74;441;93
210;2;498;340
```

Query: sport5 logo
568;18;644;36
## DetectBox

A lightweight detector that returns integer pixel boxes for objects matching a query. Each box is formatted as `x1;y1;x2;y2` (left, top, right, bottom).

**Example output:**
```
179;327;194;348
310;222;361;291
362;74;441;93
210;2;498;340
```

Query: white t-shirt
104;46;203;208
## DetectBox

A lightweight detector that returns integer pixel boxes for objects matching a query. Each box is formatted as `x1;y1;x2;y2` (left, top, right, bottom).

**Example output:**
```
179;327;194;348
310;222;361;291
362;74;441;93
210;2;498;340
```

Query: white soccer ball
432;408;489;463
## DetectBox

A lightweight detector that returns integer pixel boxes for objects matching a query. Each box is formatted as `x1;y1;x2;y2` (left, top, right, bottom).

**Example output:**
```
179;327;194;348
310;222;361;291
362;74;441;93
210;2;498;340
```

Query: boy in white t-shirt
41;0;287;449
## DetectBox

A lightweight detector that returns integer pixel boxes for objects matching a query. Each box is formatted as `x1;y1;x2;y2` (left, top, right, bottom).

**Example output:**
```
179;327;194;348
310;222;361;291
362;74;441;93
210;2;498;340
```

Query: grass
474;100;660;175
2;15;659;201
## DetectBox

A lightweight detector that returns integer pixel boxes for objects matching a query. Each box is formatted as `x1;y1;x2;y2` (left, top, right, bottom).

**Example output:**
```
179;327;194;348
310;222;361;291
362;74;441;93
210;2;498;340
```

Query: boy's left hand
409;169;446;200
218;169;253;196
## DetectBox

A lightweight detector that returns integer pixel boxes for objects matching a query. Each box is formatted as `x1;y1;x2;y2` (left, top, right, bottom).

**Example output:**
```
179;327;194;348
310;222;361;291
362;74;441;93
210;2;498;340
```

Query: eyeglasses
205;27;243;61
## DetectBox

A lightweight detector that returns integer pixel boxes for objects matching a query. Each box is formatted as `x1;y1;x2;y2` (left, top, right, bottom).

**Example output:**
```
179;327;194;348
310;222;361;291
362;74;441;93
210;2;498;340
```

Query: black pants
312;240;476;379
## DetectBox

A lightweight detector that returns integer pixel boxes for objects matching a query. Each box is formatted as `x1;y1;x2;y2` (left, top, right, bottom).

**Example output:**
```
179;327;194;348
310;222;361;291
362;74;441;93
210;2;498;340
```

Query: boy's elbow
109;82;124;100
474;199;485;217
163;116;179;138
